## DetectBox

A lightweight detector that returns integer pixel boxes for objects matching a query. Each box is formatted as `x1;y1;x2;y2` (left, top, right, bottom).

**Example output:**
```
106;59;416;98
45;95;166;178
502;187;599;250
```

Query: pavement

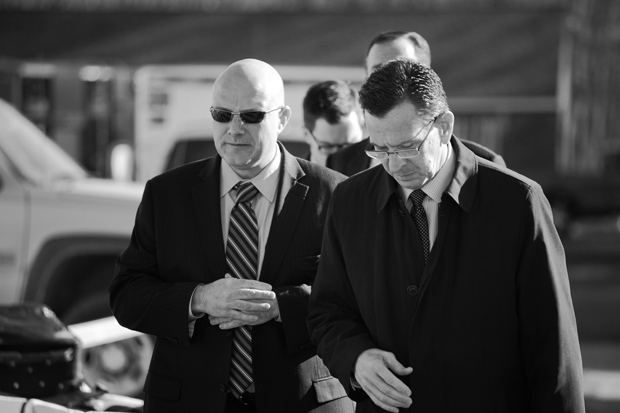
582;342;620;411
565;216;620;412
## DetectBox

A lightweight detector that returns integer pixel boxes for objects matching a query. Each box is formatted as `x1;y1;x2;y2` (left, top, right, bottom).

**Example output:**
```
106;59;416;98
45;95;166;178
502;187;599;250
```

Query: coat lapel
259;147;307;285
191;156;228;282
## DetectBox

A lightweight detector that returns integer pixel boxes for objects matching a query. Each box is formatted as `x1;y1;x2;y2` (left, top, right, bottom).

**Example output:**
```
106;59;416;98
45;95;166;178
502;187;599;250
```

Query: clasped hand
192;274;279;329
354;348;413;413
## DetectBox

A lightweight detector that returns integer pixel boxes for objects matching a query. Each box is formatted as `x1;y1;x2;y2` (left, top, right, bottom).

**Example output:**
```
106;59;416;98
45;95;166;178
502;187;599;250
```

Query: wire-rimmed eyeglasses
365;116;439;160
307;129;351;154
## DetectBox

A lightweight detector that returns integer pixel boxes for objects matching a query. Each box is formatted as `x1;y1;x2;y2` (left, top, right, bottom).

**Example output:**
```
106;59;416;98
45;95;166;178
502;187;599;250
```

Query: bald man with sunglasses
109;59;354;413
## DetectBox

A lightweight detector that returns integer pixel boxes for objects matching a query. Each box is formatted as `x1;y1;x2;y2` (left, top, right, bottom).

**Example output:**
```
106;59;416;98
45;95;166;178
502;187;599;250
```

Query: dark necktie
226;181;259;398
409;189;430;264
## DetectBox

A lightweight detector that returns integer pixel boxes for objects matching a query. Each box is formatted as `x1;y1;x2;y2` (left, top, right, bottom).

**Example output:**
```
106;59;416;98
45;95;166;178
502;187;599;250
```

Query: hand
191;274;276;325
354;348;413;413
209;295;279;329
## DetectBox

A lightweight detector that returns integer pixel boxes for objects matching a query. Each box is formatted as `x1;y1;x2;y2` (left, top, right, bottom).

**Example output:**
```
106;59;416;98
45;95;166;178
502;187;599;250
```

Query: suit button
407;285;418;296
399;210;405;217
219;384;227;393
226;332;232;338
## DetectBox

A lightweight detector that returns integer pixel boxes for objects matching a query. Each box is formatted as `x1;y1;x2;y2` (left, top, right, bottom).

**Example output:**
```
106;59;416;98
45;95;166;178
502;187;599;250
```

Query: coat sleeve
262;166;345;356
108;180;201;347
516;183;585;412
307;186;377;400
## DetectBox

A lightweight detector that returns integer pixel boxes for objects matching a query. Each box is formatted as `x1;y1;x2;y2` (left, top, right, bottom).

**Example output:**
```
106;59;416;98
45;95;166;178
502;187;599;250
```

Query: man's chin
395;176;425;190
222;149;253;163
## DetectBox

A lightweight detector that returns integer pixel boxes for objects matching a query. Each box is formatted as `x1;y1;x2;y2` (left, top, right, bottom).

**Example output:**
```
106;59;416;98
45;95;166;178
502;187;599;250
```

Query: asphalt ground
564;216;620;412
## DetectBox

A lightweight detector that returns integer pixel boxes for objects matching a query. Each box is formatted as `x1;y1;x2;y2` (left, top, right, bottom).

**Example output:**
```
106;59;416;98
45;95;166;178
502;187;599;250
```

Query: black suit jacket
109;146;353;413
326;136;506;176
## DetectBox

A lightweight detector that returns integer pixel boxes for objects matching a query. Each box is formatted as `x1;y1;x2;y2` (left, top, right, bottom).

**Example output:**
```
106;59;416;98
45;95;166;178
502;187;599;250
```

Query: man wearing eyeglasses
301;80;364;167
109;59;354;413
326;30;505;177
308;60;584;412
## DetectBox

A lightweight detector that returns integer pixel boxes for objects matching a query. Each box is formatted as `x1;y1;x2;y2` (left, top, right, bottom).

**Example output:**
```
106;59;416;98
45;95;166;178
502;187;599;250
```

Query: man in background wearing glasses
327;30;505;177
301;80;364;167
110;59;354;413
308;60;584;412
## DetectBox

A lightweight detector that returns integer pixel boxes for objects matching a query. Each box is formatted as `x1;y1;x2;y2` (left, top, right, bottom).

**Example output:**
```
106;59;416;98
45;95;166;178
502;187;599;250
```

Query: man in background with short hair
327;30;505;176
302;80;364;167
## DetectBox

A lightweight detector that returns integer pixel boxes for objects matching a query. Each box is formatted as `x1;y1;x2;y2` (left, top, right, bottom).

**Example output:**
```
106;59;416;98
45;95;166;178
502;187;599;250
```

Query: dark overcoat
308;137;584;413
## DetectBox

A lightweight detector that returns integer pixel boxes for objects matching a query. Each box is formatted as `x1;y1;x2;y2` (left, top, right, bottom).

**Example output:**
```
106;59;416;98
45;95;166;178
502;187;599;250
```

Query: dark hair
365;30;432;68
302;80;360;131
359;59;449;119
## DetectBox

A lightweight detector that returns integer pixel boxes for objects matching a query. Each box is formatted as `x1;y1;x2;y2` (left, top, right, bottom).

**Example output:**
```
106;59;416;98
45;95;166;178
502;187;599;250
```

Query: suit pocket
313;376;347;403
144;371;181;401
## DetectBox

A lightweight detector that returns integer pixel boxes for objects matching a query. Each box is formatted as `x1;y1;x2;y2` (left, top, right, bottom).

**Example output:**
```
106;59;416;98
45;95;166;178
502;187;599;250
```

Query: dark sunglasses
210;106;282;124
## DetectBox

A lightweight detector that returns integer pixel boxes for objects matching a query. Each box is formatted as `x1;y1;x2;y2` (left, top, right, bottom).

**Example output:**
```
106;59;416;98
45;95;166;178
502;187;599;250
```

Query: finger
375;369;413;403
235;288;276;301
221;310;258;323
226;274;273;291
217;320;245;329
377;368;412;398
208;316;230;325
379;353;413;397
362;379;407;413
234;300;271;312
384;354;414;379
365;365;412;406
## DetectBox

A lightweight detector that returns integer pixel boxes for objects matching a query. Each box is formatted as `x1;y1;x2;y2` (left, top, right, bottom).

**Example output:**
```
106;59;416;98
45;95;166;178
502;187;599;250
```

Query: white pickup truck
0;98;150;396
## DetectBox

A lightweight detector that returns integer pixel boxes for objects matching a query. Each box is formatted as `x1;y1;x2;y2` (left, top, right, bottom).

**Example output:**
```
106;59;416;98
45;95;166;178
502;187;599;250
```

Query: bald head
211;59;290;179
213;59;285;109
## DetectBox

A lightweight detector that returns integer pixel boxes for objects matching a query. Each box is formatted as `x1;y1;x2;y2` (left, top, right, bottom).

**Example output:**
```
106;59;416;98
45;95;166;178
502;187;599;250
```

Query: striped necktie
409;189;430;265
226;181;259;398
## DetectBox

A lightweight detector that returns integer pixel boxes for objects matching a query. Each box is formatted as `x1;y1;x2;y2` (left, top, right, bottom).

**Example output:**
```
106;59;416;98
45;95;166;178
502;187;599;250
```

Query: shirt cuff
188;285;206;337
189;284;206;320
350;374;362;390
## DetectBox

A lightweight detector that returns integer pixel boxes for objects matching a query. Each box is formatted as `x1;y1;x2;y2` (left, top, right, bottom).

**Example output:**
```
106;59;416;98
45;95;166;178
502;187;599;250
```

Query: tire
63;292;153;398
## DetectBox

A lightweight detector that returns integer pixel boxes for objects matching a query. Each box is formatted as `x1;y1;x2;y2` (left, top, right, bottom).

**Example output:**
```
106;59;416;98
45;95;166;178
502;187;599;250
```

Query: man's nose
387;153;405;171
228;114;245;135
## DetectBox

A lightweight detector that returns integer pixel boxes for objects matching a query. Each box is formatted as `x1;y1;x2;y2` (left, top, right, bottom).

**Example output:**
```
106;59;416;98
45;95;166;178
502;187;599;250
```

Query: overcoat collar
348;138;372;174
375;136;478;214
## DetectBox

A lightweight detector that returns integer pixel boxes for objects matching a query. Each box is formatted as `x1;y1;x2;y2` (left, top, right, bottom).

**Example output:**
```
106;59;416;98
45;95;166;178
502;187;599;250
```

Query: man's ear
277;106;291;134
437;111;454;144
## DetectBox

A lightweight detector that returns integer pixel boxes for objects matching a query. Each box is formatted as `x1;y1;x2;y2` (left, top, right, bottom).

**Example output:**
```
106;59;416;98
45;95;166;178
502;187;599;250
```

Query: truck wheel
62;292;153;398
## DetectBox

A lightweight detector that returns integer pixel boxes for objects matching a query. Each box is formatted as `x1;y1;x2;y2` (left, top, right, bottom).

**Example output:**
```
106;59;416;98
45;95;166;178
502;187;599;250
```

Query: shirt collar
376;136;477;213
220;146;282;203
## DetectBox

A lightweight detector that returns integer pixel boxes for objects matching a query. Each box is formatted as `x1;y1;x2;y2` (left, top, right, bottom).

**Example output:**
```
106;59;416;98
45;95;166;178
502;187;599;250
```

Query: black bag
0;302;82;398
0;302;143;412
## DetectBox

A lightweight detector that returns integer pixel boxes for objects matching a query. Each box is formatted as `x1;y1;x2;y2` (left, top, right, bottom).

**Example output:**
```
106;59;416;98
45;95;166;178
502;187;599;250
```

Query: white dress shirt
398;143;455;250
189;146;292;332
